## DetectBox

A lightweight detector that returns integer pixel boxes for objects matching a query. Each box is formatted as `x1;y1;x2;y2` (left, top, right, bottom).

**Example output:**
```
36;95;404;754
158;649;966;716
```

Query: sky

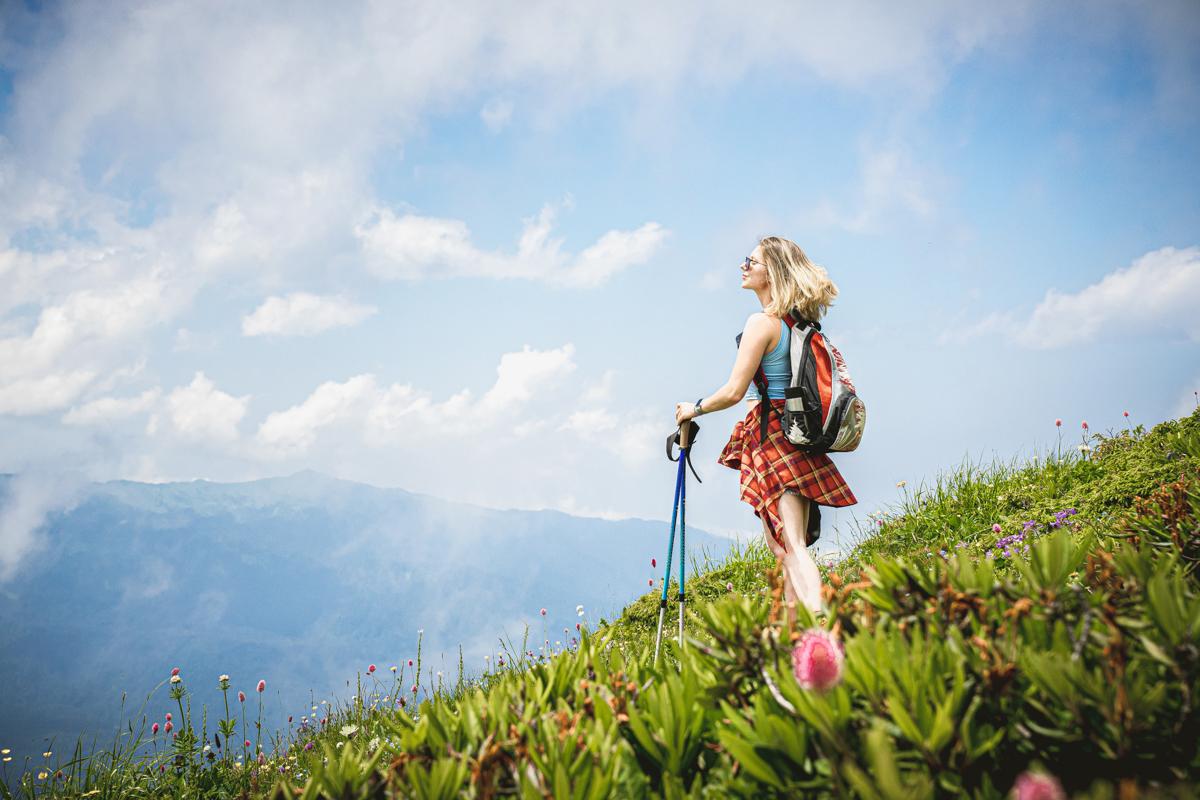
1;0;1198;579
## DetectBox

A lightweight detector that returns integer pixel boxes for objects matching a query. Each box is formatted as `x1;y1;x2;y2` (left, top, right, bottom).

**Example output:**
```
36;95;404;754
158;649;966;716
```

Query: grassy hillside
5;410;1198;799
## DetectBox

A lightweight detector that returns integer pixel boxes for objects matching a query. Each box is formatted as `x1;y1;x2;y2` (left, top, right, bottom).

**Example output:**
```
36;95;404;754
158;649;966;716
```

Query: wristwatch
694;397;705;416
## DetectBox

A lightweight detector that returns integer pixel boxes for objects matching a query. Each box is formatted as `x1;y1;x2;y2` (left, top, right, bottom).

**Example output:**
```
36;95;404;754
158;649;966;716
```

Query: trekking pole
677;421;689;651
655;420;700;665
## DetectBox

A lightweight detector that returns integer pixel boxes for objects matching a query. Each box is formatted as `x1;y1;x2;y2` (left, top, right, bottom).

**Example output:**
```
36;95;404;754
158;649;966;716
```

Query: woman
674;236;857;618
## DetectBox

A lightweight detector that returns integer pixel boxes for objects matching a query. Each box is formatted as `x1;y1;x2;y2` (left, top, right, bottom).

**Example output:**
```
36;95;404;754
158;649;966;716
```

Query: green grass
4;409;1198;798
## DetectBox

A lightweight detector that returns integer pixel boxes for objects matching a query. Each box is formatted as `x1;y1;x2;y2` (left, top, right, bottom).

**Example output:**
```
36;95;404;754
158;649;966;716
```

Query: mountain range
0;470;732;769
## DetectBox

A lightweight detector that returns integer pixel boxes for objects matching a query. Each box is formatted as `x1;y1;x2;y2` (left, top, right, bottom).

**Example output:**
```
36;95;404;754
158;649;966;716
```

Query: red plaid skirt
717;399;857;548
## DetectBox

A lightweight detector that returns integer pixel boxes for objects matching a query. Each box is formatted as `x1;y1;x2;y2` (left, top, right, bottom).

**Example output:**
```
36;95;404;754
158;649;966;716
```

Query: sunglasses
742;256;765;269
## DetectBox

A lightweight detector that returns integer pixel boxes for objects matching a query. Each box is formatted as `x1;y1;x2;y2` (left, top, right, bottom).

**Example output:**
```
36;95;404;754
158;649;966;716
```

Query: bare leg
776;492;824;615
763;513;801;606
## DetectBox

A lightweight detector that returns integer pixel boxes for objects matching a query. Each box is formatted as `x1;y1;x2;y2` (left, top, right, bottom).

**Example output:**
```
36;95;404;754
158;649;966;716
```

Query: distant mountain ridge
0;470;732;767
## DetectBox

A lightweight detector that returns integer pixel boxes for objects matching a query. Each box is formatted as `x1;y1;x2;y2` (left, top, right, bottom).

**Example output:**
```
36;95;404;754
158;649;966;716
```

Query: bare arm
674;313;776;424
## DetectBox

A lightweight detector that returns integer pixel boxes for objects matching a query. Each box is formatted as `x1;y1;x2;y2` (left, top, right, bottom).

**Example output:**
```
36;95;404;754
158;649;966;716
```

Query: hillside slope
6;411;1198;799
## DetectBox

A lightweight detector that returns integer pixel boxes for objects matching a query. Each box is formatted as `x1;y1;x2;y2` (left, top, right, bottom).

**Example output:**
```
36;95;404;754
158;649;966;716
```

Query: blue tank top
745;318;790;400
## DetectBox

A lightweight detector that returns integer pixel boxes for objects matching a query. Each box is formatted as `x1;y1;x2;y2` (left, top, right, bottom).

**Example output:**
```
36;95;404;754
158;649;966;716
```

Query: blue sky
1;1;1198;577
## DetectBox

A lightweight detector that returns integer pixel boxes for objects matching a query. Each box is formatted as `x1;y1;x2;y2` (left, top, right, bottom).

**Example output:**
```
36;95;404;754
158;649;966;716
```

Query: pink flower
411;685;417;694
791;629;845;692
992;523;1002;533
1011;771;1066;800
164;721;173;733
651;558;656;568
540;608;547;616
648;579;653;586
1081;420;1088;430
288;716;292;723
244;740;251;748
368;664;376;674
238;691;246;703
575;622;581;631
165;712;172;722
726;582;734;591
152;722;159;734
1123;410;1129;418
1055;418;1062;427
399;697;406;707
256;679;266;693
170;667;180;677
408;658;413;666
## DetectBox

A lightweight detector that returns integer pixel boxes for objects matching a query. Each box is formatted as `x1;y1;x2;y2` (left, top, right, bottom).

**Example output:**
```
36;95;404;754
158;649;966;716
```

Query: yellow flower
43;750;52;758
896;480;906;488
38;771;49;780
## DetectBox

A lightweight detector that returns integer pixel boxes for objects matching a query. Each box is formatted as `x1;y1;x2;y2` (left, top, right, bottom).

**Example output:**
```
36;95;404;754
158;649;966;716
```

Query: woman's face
740;244;769;291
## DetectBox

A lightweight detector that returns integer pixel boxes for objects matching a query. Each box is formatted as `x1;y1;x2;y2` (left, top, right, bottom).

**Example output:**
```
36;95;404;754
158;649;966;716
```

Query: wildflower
992;523;1002;533
165;722;173;733
791;629;845;692
152;722;159;734
407;659;413;666
540;608;547;616
288;715;292;723
939;549;947;558
411;685;417;693
1078;444;1091;453
171;667;180;677
238;691;246;703
726;582;734;591
576;604;585;616
244;740;251;748
165;713;172;722
1081;420;1088;430
368;664;376;674
340;724;358;737
38;770;48;780
219;673;229;683
651;558;656;568
576;622;581;631
170;675;181;684
390;665;397;673
896;480;906;488
1055;418;1061;427
257;679;266;693
304;742;314;752
1123;410;1129;418
1010;770;1066;800
648;579;653;586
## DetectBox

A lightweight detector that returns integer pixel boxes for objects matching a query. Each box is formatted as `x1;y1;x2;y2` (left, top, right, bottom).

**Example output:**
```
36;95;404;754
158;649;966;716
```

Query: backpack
740;310;867;454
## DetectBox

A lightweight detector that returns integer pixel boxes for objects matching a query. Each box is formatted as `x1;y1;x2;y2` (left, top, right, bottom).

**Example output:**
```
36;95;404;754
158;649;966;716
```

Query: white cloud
255;344;578;457
62;388;161;425
1014;246;1200;348
0;371;97;416
257;374;377;455
356;202;667;288
952;246;1200;348
167;372;250;443
804;144;939;233
241;293;378;337
480;97;514;132
0;472;86;584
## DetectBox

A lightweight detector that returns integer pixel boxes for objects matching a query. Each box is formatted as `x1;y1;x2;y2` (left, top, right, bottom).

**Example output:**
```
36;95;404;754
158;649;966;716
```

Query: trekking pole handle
678;420;693;448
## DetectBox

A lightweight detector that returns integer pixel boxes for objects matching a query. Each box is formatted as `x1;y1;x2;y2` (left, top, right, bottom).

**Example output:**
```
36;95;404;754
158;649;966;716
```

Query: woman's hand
674;402;698;426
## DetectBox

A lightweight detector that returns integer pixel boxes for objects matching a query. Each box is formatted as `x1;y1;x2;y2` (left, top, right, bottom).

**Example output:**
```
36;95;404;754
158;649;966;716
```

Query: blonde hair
757;236;838;321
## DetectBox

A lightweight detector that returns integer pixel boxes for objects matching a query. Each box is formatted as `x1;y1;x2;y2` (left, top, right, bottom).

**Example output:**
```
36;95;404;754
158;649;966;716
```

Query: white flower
170;675;181;684
340;724;358;737
218;674;230;682
335;742;344;749
368;737;380;752
203;745;211;753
